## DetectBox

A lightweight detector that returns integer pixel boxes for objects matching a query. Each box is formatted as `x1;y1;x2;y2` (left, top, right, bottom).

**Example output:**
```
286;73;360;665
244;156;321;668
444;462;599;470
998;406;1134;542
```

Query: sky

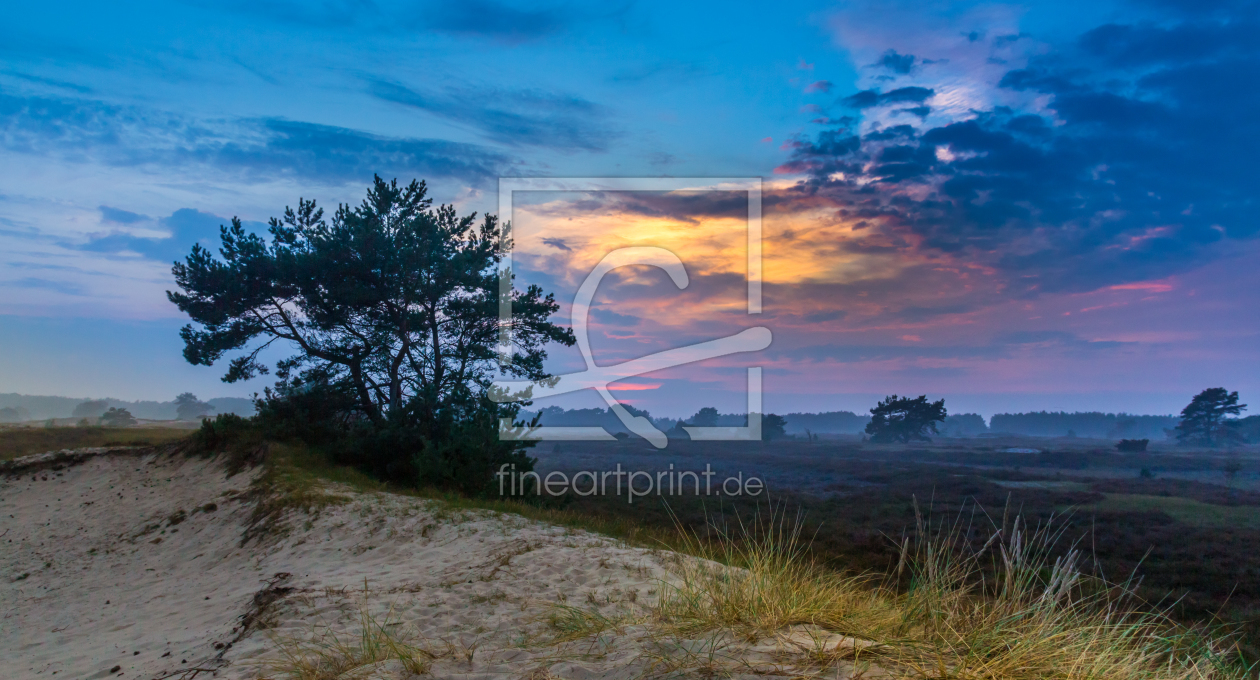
1;0;1257;418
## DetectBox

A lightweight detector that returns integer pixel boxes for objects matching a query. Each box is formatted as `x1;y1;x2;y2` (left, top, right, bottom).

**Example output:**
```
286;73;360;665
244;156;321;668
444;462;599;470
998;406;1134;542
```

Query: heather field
535;438;1260;657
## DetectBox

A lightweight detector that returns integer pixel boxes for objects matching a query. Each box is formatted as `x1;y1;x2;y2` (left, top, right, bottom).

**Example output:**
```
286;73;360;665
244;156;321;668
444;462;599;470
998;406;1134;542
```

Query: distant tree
0;406;29;423
1176;388;1246;447
174;392;215;421
761;413;787;441
72;399;110;419
688;407;720;428
865;395;947;443
1233;415;1260;444
99;407;137;427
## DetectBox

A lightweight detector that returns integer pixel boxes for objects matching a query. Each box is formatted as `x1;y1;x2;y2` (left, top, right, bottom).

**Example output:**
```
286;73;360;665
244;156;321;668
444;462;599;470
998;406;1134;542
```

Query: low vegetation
0;425;190;461
644;506;1252;679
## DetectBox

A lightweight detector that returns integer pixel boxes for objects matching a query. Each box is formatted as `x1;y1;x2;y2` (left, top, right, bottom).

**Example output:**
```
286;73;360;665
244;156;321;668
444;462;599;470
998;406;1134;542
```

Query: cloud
3;277;87;296
780;1;1260;298
840;86;934;108
99;206;147;224
0;90;512;185
368;79;615;151
81;208;264;264
875;49;917;74
541;237;572;251
804;80;833;93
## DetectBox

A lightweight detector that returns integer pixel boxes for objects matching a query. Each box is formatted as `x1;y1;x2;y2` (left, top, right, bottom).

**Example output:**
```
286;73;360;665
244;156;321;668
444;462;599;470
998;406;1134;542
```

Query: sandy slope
1;448;874;680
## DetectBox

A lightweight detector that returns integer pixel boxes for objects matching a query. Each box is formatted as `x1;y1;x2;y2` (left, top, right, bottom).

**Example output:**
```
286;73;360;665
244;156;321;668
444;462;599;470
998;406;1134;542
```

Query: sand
1;448;876;680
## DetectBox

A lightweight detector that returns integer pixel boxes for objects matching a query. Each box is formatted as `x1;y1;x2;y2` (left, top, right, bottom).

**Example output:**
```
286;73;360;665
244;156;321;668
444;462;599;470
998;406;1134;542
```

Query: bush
98;407;137;427
193;413;255;451
251;386;537;497
1116;438;1150;452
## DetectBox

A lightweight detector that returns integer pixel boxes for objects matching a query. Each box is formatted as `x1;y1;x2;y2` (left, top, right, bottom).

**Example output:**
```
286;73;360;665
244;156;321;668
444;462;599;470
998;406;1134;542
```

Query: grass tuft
255;606;436;680
650;502;1253;679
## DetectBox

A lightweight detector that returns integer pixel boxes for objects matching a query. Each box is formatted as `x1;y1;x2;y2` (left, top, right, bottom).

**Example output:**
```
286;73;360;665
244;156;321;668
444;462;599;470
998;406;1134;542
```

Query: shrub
98;407;137;427
1117;438;1150;452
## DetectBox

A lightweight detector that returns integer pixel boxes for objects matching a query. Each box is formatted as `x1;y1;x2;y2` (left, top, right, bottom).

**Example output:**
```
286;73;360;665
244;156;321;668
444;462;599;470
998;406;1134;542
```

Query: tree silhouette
761;413;787;441
99;407;137;427
174;392;215;421
864;395;947;443
1175;388;1245;447
688;407;720;427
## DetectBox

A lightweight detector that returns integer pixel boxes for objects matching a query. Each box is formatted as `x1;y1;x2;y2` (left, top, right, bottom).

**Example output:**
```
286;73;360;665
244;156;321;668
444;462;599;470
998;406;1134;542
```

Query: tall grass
653;503;1252;679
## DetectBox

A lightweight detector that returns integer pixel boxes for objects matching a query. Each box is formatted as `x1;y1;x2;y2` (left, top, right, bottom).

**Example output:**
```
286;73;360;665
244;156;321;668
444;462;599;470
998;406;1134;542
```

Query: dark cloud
0;90;512;185
81;208;256;264
805;80;833;93
99;206;146;224
875;50;917;74
780;3;1259;296
368;79;615;151
541;237;572;251
840;86;934;108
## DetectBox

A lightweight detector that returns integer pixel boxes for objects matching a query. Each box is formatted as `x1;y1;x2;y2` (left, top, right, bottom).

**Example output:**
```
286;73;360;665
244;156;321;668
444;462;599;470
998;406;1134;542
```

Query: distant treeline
0;394;1197;441
0;393;256;422
523;406;1184;440
988;411;1178;439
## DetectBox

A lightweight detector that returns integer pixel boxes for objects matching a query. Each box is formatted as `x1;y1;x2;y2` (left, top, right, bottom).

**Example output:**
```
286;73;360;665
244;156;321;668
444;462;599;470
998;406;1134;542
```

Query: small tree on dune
167;176;574;494
1175;388;1245;447
865;395;947;443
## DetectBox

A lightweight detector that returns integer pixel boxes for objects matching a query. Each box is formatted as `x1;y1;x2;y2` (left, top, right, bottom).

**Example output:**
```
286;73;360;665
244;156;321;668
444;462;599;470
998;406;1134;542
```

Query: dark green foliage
192;413;255;451
1176;388;1246;447
1116;438;1149;452
98;407;136;427
168;177;574;494
864;394;947;443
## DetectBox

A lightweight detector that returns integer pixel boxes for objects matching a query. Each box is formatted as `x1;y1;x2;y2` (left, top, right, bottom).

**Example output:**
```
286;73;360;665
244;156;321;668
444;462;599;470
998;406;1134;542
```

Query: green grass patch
0;425;191;461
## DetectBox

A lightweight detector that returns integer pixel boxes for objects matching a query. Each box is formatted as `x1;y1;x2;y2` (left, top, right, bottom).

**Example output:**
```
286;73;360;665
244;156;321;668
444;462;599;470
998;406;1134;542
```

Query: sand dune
2;448;863;679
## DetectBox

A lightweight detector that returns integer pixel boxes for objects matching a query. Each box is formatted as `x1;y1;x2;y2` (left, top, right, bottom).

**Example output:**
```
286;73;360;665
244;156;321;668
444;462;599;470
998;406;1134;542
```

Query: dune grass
651;504;1252;679
229;440;1255;678
255;605;436;680
0;425;191;461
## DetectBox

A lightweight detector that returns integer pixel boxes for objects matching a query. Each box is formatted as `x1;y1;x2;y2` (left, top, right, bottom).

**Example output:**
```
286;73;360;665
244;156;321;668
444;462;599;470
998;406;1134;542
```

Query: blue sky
1;0;1257;418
